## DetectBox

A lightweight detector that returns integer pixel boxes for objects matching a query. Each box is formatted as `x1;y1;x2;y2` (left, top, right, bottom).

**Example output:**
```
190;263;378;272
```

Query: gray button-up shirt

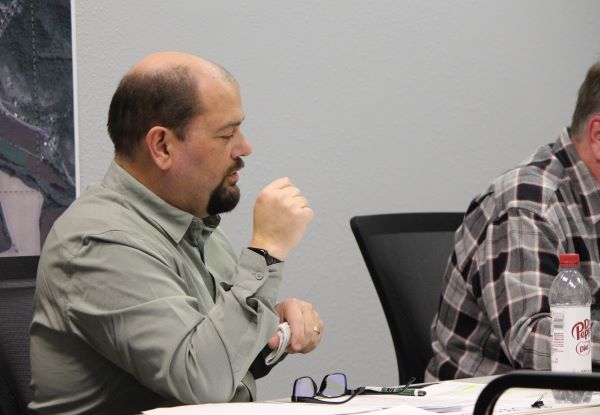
29;161;283;414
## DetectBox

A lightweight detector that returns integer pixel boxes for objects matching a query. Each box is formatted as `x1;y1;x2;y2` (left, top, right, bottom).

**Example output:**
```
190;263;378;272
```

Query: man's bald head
129;51;235;84
107;51;236;159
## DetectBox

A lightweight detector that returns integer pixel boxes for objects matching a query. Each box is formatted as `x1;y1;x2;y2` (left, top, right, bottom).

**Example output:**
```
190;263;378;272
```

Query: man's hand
250;178;313;261
268;298;323;353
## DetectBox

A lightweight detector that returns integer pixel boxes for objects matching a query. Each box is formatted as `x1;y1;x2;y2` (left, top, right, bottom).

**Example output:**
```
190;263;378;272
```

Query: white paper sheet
143;401;432;415
412;381;600;415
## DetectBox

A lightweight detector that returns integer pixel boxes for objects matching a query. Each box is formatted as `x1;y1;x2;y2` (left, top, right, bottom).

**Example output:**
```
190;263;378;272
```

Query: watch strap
247;247;282;266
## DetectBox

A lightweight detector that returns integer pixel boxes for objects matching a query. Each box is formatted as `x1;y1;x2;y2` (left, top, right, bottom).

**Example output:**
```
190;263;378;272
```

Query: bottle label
551;306;591;373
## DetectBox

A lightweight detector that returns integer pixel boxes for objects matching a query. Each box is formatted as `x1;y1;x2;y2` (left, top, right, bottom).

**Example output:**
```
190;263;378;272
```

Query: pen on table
364;386;427;396
397;388;426;397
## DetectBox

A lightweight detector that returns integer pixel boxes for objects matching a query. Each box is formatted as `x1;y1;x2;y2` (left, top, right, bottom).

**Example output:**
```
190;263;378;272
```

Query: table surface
142;375;600;414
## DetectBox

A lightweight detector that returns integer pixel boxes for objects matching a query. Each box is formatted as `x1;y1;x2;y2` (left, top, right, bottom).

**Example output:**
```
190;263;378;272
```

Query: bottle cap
559;253;580;266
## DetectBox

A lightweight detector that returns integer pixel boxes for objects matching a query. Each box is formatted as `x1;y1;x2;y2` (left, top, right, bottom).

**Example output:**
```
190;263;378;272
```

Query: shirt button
255;272;264;280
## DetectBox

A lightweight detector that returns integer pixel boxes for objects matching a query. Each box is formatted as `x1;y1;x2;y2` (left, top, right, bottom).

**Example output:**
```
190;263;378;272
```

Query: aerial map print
0;0;75;256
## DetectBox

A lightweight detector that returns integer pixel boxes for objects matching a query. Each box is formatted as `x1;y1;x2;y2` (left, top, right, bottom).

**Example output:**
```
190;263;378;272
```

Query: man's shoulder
452;143;568;270
56;183;129;228
49;184;153;254
475;143;567;220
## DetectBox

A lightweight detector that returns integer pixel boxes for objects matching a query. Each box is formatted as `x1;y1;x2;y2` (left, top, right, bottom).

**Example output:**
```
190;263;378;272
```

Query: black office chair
350;212;463;384
0;256;39;415
473;370;600;415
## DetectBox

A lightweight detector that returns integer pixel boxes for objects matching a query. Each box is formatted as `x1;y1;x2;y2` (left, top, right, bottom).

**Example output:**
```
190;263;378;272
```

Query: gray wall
74;0;600;400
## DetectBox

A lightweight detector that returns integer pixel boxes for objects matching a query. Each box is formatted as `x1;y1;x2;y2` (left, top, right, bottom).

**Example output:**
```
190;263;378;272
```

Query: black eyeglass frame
291;373;365;405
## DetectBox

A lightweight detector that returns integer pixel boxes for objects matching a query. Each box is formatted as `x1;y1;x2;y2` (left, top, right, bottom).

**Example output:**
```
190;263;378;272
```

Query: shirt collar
186;215;221;250
558;128;600;223
102;160;221;244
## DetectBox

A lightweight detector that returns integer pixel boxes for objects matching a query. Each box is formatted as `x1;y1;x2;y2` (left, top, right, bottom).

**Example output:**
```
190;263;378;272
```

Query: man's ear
145;126;173;171
587;114;600;161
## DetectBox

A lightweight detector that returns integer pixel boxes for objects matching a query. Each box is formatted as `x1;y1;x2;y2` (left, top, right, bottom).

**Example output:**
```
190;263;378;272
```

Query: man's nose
233;131;252;158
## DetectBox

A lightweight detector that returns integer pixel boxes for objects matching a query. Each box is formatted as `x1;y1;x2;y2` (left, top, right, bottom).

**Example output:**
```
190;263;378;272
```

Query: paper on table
412;381;600;415
143;401;433;415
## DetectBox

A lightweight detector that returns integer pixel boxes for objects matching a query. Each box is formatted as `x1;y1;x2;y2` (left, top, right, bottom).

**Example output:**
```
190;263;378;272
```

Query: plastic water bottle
549;253;592;404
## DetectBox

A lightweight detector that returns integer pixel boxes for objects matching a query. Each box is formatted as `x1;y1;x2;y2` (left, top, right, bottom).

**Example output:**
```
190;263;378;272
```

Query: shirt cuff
230;248;284;307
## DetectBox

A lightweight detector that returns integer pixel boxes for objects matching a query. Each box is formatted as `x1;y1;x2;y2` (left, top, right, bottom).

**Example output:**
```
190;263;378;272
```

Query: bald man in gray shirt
29;51;323;414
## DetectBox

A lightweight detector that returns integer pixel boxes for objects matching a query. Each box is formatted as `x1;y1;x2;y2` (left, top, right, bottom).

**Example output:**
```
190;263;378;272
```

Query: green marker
364;386;427;396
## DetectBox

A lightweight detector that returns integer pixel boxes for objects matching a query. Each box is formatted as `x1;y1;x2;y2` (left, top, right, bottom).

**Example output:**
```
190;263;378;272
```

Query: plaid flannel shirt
426;128;600;381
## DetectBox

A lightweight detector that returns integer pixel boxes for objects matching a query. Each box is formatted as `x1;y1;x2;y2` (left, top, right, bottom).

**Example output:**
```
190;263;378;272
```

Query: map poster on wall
0;0;77;257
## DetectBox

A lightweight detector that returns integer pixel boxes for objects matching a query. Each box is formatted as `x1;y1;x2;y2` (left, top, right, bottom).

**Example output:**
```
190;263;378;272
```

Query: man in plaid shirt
427;61;600;380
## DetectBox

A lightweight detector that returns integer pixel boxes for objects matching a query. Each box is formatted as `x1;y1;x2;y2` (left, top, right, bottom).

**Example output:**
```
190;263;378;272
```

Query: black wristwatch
247;247;282;266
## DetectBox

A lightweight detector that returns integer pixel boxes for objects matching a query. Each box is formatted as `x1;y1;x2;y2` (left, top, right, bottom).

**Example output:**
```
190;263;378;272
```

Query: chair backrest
350;212;463;384
0;256;39;415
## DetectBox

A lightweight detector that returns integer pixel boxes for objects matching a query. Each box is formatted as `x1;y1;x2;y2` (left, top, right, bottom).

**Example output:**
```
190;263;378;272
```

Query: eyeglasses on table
291;373;417;404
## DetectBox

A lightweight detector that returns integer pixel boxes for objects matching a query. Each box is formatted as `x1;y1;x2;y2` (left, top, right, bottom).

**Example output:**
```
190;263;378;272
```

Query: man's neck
115;155;155;189
114;155;209;218
115;155;172;206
